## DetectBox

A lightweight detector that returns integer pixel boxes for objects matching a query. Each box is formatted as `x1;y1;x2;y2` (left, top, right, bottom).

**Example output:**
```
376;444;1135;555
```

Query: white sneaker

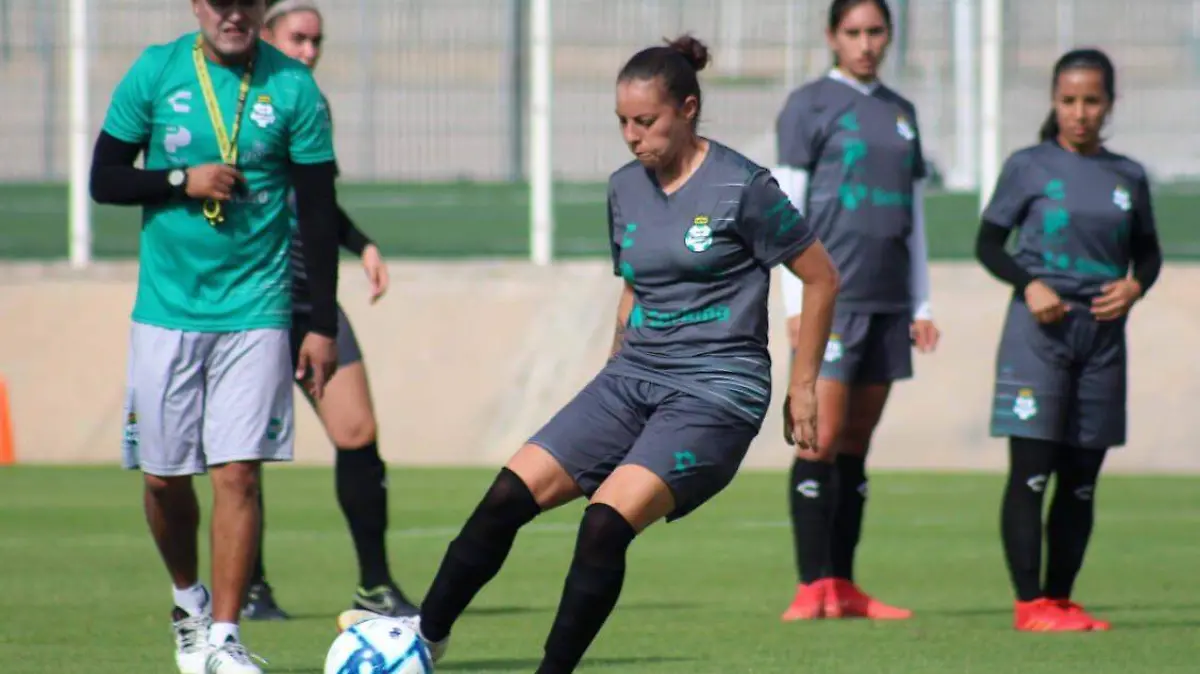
205;640;266;674
335;610;449;663
173;608;213;674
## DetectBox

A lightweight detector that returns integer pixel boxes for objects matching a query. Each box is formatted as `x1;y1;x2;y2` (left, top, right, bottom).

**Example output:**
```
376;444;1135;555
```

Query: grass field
2;466;1197;673
5;181;1200;261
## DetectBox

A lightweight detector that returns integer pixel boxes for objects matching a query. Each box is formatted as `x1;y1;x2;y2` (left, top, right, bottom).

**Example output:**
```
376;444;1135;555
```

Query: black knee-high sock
250;483;267;586
336;443;393;589
420;468;541;642
1044;446;1107;599
536;504;637;674
831;454;867;580
1002;437;1057;602
789;458;837;584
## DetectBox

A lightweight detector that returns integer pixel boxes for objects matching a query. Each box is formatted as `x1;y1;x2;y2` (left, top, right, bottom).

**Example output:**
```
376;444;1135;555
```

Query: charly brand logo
167;89;192;113
685;215;713;252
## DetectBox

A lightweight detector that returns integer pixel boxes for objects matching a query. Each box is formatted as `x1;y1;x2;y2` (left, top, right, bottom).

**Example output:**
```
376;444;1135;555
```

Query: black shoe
241;582;291;621
352;584;420;618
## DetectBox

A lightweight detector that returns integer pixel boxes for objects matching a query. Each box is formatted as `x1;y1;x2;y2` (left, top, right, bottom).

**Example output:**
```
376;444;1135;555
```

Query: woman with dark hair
775;0;936;621
975;48;1161;632
339;33;840;673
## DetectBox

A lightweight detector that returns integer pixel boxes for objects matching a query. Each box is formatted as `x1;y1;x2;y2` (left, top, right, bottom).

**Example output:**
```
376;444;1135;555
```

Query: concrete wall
2;260;1198;474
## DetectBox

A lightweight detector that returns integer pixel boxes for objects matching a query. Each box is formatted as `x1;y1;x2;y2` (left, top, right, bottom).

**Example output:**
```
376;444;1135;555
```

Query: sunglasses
206;0;260;10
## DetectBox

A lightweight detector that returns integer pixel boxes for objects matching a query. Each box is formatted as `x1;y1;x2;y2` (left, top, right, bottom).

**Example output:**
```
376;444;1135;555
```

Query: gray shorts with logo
121;322;295;476
818;311;913;385
990;299;1127;449
529;368;760;521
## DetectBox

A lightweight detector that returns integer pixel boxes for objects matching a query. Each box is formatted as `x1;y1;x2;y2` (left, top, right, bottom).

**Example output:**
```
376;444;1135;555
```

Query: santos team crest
250;94;276;128
1112;185;1131;211
1013;388;1038;421
685;216;713;252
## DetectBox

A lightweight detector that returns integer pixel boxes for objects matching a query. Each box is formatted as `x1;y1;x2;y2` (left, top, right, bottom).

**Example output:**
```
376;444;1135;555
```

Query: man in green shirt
90;1;342;672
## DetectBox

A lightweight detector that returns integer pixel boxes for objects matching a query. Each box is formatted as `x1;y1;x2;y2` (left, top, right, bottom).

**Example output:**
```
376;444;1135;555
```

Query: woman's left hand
911;319;940;354
1090;278;1142;321
361;244;390;304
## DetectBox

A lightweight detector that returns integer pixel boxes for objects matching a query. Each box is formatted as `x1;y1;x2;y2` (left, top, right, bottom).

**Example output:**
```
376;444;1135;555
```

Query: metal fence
2;0;1199;184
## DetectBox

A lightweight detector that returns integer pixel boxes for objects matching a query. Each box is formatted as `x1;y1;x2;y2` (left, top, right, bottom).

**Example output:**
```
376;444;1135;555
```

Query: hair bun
665;34;710;72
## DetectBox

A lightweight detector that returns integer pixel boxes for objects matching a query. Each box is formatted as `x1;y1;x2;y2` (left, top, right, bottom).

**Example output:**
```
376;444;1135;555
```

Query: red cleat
824;578;913;620
1013;598;1094;632
1054;599;1112;631
781;580;830;621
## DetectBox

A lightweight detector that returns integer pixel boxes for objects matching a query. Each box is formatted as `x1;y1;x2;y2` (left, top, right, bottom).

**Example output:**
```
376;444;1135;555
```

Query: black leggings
1001;437;1107;602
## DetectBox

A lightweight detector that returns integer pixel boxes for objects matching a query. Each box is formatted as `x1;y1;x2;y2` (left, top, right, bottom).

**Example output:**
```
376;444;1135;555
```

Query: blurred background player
975;48;1161;632
242;0;419;623
774;0;937;621
338;34;839;673
90;0;341;671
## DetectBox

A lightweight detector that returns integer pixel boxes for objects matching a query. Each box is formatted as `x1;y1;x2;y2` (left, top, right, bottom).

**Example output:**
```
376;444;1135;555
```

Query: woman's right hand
186;164;245;202
1024;280;1069;324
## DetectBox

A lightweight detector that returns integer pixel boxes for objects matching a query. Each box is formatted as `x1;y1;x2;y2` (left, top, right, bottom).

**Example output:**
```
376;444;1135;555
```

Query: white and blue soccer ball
324;617;434;674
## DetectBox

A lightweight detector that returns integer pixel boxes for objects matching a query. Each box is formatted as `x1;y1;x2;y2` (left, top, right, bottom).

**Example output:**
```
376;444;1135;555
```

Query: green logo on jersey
629;303;730;329
765;198;802;235
621;223;638;248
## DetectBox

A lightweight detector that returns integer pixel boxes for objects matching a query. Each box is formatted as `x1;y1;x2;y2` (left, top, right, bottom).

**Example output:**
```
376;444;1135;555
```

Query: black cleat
352;584;420;618
241;582;291;621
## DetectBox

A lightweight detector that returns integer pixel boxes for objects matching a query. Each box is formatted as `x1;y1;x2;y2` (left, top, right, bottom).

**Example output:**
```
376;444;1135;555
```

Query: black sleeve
89;131;175;206
975;220;1036;293
1130;230;1162;296
336;204;372;256
291;161;341;338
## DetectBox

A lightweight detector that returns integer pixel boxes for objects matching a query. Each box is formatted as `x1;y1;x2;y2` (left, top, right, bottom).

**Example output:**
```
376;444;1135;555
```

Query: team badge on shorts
1012;388;1038;421
895;115;915;141
685;216;713;252
1112;185;1131;211
123;411;139;451
824;334;844;363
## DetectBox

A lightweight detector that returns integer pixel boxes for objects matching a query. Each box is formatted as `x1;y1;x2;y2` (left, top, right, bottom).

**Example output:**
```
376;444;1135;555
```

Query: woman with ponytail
337;33;840;673
975;48;1162;632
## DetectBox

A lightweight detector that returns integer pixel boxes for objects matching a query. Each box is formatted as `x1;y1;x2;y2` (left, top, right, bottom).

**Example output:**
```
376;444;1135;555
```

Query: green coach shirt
101;32;335;332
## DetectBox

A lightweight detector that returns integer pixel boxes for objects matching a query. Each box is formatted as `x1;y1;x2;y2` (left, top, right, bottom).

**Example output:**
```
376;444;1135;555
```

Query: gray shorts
818;311;913;385
990;299;1127;449
121;322;295;476
529;368;760;522
290;305;362;369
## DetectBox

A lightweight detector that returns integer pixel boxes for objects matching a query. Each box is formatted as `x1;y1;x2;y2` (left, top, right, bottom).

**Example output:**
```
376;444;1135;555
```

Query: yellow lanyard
192;34;255;226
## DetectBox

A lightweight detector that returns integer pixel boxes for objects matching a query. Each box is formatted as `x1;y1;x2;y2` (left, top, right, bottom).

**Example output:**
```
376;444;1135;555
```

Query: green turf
4;181;1200;261
0;466;1196;673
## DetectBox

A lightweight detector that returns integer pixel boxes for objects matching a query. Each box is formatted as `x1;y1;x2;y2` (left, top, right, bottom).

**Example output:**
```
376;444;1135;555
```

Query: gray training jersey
776;75;926;313
982;140;1157;300
604;141;817;425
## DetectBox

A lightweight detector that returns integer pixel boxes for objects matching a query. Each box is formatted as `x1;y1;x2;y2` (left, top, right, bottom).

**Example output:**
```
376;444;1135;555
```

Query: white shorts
121;322;294;476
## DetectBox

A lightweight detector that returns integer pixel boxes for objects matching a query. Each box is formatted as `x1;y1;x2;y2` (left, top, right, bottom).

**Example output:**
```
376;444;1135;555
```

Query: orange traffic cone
0;375;14;466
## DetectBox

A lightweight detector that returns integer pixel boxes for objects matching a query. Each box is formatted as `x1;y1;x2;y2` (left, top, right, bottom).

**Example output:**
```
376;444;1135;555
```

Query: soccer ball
323;617;434;674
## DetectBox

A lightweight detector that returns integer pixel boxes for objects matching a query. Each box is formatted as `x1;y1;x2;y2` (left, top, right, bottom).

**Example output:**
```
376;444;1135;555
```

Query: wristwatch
167;168;187;197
